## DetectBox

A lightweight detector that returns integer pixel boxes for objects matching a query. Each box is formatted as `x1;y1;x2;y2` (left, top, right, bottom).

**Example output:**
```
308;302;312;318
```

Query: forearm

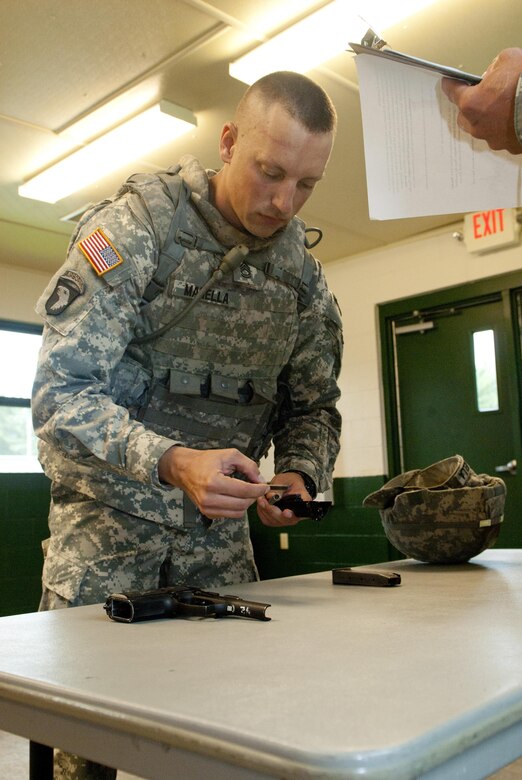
32;273;178;486
32;339;177;486
272;272;343;491
273;405;341;492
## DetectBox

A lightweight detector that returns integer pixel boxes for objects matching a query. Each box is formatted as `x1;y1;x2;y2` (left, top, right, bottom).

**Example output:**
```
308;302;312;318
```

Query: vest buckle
175;228;198;249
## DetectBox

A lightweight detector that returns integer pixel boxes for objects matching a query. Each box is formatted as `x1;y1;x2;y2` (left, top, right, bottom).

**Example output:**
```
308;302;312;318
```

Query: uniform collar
177;153;290;252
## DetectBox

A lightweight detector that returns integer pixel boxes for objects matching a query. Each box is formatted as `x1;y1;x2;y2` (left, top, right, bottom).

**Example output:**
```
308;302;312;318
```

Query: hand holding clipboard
348;41;481;85
349;31;522;155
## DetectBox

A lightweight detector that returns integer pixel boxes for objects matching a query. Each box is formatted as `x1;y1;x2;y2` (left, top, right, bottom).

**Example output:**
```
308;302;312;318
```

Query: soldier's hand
441;48;522;155
158;446;269;519
256;471;312;527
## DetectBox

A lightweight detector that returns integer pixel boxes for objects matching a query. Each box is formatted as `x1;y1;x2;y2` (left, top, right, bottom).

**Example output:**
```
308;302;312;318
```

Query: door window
472;329;499;413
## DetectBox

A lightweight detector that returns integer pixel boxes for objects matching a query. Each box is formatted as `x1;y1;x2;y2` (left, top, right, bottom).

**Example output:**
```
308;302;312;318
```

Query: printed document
353;52;521;220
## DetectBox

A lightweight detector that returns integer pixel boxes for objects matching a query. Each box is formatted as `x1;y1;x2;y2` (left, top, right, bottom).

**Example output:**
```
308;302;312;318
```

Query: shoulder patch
78;228;123;276
45;270;85;315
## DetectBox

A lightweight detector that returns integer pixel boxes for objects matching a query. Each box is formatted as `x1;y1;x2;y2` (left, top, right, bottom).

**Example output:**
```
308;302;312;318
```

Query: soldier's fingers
441;77;469;103
219;450;264;484
198;491;259;518
256;496;300;526
217;474;269;499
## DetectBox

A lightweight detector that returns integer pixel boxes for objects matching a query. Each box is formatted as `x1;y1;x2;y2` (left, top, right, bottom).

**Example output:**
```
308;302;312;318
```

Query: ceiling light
19;100;197;204
59;83;160;144
229;0;439;85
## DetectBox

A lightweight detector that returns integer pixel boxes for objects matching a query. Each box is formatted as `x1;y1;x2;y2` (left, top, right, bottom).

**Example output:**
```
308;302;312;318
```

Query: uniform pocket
42;542;170;605
41;545;87;604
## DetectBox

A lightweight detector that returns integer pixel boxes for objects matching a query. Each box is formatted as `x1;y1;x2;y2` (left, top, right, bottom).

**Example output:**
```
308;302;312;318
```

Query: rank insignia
45;270;85;315
78;227;123;275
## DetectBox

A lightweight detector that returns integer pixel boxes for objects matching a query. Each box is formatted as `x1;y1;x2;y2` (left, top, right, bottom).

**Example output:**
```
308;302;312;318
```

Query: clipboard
349;42;481;85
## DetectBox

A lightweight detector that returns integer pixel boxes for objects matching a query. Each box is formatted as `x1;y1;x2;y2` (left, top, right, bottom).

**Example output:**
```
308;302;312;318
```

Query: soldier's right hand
158;446;270;519
441;48;522;154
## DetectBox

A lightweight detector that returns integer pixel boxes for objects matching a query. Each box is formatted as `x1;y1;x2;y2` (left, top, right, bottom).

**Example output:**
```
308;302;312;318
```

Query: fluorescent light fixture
59;84;160;144
19;100;197;204
229;0;439;84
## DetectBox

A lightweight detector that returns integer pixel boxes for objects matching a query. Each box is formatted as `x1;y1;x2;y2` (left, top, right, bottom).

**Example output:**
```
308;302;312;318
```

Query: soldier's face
217;102;333;238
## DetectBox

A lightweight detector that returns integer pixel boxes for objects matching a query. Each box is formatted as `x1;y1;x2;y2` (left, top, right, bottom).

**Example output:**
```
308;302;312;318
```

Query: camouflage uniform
516;73;522;144
32;153;342;777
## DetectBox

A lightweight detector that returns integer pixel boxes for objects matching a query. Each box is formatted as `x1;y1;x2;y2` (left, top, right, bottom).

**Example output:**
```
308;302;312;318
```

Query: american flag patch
78;228;123;275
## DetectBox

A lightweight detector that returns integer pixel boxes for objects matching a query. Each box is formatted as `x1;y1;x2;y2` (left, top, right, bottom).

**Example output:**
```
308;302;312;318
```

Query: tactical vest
111;167;317;464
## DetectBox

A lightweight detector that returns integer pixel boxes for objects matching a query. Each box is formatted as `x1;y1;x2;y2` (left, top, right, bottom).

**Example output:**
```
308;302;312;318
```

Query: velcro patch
172;279;239;307
78;228;123;275
45;270;85;315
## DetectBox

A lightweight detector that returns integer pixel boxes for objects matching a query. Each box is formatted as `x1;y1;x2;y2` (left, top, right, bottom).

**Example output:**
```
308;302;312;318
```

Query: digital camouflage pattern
38;495;258;605
363;456;506;564
32;153;342;603
363;454;474;509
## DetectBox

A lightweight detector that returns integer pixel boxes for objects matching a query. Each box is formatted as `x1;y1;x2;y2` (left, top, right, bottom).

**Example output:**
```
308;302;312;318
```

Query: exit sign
463;208;520;253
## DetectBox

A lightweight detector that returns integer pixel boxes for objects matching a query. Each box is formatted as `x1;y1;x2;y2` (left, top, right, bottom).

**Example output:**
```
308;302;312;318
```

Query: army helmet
363;455;506;564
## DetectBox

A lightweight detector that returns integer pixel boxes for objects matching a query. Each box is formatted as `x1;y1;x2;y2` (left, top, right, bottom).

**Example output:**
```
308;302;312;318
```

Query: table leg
29;740;53;780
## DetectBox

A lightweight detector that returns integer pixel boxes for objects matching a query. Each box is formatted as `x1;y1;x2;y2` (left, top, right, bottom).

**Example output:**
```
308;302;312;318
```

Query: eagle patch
45;270;85;315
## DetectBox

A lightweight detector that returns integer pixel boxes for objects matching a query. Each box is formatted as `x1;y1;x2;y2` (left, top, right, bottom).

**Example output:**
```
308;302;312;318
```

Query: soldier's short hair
237;71;337;135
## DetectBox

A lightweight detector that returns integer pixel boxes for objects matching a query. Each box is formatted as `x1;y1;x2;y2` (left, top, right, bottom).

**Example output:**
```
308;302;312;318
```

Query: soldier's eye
261;166;282;180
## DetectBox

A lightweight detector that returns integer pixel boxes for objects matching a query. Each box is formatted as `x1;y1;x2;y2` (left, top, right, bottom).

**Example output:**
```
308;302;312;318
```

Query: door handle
495;459;517;476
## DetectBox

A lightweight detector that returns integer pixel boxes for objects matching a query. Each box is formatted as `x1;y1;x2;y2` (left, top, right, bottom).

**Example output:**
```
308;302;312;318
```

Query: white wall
0;263;51;326
3;222;522;481
324;221;522;479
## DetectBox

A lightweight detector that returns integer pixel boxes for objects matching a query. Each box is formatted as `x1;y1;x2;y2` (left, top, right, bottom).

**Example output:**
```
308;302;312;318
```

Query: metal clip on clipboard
359;26;388;51
350;27;481;85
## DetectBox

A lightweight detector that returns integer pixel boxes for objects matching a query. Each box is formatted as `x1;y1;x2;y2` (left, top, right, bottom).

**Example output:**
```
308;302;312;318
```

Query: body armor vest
36;167;327;529
112;169;316;464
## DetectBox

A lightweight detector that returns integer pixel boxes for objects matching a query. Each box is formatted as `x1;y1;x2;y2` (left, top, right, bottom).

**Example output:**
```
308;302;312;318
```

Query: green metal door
385;287;522;547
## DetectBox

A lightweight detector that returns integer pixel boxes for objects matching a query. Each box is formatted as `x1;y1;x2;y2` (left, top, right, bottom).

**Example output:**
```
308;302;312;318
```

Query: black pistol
104;585;271;623
273;494;332;520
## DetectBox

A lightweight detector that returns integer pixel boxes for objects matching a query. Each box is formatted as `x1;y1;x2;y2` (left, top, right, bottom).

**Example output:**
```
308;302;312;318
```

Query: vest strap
141;178;223;304
246;254;315;309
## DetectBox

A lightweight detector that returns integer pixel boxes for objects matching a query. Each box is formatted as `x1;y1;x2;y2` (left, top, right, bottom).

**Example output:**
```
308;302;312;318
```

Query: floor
0;730;142;779
2;729;522;778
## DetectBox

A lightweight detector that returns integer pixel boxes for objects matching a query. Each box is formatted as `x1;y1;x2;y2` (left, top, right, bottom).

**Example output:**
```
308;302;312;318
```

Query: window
0;322;43;472
472;329;499;413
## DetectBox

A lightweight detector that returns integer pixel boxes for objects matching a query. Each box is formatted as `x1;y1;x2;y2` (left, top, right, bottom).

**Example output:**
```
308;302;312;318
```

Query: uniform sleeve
272;257;343;493
32;195;178;487
515;73;522;146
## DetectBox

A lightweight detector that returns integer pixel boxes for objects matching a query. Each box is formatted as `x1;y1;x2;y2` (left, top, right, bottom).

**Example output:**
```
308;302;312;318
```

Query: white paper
354;53;522;220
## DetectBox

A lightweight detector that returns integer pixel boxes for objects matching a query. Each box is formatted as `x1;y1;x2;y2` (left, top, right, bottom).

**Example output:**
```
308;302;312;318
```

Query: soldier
442;47;522;154
32;70;342;779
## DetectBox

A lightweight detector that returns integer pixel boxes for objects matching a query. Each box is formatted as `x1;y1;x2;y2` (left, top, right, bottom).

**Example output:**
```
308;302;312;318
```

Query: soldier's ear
219;122;238;164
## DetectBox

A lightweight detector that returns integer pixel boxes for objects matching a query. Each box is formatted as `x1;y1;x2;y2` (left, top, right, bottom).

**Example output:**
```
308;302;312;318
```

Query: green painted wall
0;473;393;616
0;473;50;617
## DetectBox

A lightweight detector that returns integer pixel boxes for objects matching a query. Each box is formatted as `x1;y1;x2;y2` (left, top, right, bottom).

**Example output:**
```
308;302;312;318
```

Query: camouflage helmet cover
363;456;506;564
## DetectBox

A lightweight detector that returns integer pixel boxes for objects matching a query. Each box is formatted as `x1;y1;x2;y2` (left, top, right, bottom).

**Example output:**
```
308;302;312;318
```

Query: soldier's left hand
256;472;312;527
